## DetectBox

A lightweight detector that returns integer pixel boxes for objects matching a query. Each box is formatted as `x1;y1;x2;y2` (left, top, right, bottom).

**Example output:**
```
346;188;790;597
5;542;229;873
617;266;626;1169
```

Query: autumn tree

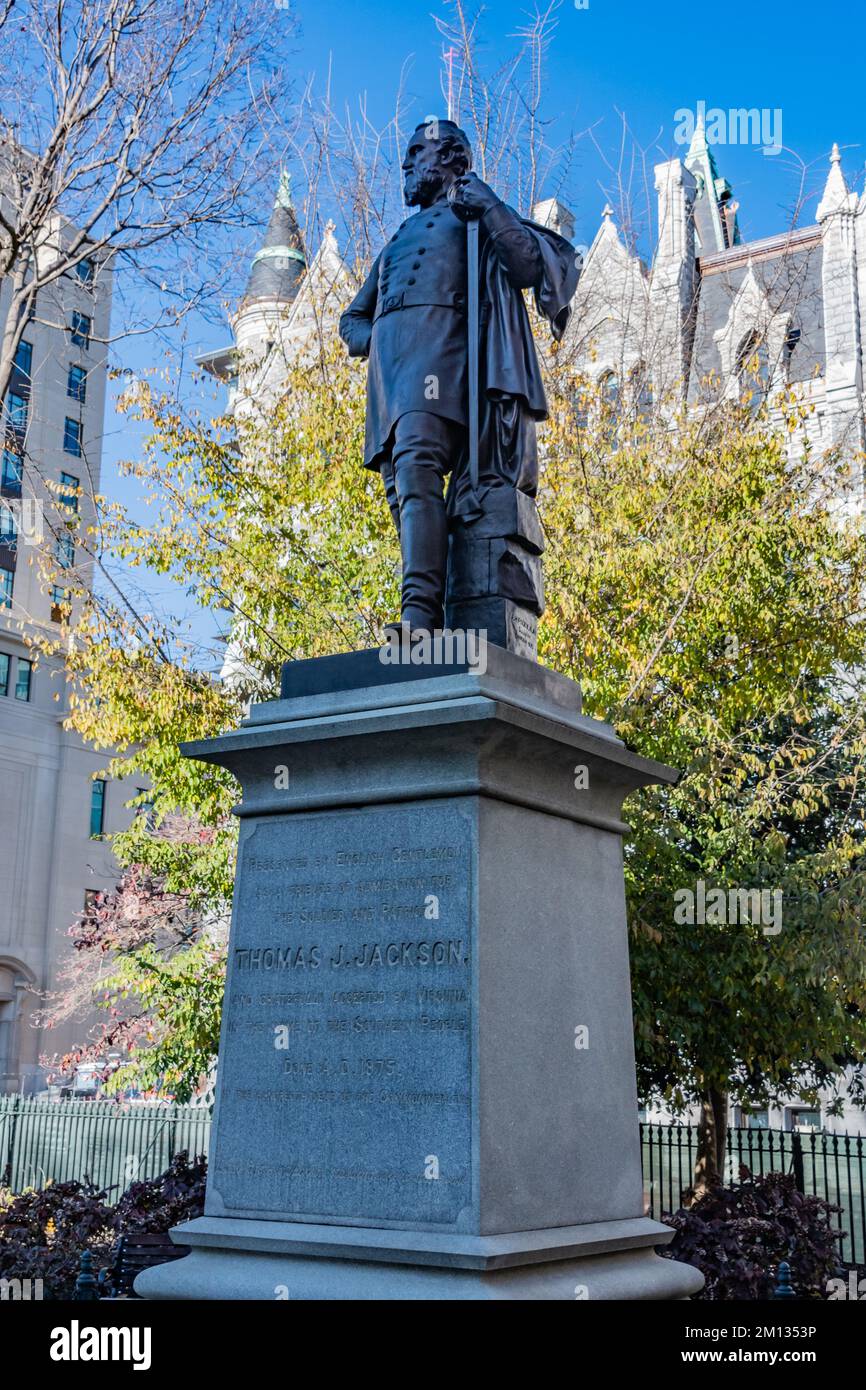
542;361;866;1192
0;0;292;404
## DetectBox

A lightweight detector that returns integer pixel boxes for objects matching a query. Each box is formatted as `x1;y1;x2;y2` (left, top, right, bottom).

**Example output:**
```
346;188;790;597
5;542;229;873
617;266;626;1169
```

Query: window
50;585;69;623
135;787;156;831
6;392;27;431
1;450;22;490
14;340;32;377
598;371;621;444
70;312;91;349
0;652;8;696
737;332;770;412
59;472;79;511
788;1108;821;1133
67;365;87;404
63;417;83;457
0;504;17;547
743;1109;770;1130
600;371;620;410
14;658;31;701
0;567;12;607
89;779;106;838
73;258;95;287
55;534;75;569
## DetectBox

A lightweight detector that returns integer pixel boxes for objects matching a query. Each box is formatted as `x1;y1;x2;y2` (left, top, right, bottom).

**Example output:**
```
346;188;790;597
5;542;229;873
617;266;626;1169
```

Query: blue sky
102;0;866;661
287;0;864;242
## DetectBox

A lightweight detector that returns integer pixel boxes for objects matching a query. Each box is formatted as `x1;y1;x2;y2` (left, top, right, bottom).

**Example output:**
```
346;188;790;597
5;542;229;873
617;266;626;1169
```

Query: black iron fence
0;1096;212;1201
641;1121;866;1267
2;1099;864;1267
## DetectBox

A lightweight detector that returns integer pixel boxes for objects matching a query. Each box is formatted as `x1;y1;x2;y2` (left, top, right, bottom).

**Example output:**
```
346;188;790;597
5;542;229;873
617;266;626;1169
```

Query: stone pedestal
137;646;702;1300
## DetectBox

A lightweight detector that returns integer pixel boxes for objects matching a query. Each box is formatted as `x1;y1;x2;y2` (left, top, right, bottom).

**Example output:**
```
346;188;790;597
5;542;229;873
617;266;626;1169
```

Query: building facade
569;123;864;472
0;217;133;1095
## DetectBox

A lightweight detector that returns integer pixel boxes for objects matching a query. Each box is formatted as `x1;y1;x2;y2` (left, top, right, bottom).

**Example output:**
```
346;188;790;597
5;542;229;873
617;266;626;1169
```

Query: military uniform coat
339;195;578;520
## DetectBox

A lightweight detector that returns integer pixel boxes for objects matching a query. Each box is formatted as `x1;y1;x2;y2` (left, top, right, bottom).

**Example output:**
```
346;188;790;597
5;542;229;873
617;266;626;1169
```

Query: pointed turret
817;143;853;220
243;171;306;304
684;110;739;253
597;202;620;244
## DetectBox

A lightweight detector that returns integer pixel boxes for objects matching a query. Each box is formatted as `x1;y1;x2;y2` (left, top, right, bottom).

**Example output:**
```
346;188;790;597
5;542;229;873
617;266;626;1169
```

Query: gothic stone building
568;122;863;466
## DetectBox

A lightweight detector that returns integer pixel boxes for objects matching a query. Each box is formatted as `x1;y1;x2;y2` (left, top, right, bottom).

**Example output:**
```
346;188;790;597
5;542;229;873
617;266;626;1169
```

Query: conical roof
244;171;306;304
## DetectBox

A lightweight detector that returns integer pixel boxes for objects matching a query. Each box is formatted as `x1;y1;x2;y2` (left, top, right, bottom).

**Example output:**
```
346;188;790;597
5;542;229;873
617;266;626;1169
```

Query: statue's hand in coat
447;173;500;222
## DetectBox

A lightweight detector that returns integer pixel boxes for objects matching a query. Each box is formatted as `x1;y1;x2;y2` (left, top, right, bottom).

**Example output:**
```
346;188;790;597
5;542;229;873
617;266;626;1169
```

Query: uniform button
408;277;416;285
426;221;434;228
412;262;420;269
418;247;426;254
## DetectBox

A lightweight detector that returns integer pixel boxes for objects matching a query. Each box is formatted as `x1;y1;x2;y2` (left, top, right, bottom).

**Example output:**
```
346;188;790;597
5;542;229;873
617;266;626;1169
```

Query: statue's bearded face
402;133;453;207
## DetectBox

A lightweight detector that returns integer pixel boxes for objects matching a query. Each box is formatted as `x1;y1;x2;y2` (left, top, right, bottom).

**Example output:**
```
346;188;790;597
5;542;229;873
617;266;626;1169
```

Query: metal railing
2;1099;863;1268
641;1121;866;1267
0;1096;212;1200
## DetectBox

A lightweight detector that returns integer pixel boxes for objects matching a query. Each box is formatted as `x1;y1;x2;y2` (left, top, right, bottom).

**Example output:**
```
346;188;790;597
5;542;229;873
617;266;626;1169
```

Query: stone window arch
713;265;790;403
599;370;620;412
628;362;653;421
736;331;770;411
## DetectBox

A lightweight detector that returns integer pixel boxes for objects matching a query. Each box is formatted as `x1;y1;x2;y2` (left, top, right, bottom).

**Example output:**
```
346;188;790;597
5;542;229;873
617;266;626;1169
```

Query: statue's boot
384;412;456;633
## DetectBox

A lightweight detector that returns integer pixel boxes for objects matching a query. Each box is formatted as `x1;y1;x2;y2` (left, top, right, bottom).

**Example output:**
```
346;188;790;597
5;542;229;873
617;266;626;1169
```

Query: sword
447;176;482;498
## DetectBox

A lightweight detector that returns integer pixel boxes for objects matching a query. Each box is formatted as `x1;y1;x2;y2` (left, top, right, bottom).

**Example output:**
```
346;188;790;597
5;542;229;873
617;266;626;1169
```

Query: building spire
686;109;709;163
275;169;294;210
683;105;739;253
817;142;850;219
243;169;306;305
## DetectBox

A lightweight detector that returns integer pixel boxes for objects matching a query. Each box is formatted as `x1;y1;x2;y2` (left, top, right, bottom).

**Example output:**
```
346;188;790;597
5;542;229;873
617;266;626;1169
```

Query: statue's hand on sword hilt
447;172;499;223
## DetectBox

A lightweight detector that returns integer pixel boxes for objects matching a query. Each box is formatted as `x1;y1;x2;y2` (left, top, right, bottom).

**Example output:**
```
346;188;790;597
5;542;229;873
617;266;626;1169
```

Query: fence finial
772;1260;796;1299
74;1249;99;1301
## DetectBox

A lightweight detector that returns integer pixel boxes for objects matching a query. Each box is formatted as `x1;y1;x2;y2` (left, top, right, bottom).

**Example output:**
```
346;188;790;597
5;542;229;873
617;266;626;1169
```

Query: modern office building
0;213;134;1094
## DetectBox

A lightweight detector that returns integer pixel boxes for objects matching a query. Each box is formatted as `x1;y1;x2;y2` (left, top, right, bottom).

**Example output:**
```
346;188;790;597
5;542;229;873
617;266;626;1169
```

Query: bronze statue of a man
339;118;577;634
